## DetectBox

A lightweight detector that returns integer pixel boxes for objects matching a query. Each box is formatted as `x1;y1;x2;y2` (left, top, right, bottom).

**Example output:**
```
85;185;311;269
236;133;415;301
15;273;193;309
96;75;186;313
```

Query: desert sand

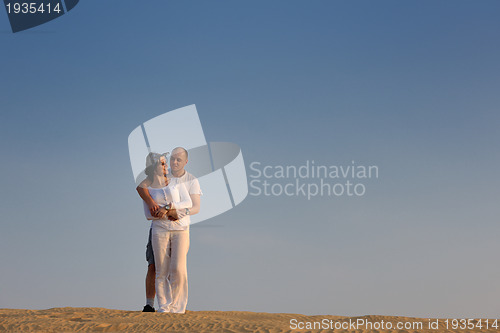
0;307;498;332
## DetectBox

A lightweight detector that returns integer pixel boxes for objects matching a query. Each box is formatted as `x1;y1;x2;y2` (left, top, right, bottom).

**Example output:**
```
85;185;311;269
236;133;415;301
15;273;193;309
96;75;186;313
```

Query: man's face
170;149;188;173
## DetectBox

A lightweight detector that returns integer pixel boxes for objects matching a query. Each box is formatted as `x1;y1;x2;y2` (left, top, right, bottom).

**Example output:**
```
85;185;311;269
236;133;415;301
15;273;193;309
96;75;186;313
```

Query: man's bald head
172;147;188;159
170;147;188;177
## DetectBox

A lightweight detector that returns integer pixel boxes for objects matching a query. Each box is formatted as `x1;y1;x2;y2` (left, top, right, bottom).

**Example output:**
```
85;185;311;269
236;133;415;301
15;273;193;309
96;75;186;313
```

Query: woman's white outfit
145;182;192;314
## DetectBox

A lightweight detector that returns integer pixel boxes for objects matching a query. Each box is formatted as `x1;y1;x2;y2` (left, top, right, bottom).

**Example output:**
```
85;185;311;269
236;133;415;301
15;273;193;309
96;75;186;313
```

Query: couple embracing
136;147;202;314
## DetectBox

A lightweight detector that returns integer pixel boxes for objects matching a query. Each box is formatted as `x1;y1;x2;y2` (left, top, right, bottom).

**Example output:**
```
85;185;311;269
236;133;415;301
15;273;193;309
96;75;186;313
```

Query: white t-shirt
144;170;202;229
145;182;192;231
168;170;202;226
169;170;202;195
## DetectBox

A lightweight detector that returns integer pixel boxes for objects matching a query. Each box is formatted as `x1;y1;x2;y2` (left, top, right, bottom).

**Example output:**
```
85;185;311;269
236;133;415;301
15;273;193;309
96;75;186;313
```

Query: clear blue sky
1;1;499;317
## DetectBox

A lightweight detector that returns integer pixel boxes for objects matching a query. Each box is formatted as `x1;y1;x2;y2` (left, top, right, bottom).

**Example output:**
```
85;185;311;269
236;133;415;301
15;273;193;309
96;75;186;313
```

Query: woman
143;152;192;314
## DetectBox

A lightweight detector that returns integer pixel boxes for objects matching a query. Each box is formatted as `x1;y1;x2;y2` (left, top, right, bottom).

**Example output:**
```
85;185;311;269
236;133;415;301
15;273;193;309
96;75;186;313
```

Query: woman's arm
164;184;192;220
171;183;192;210
166;184;194;221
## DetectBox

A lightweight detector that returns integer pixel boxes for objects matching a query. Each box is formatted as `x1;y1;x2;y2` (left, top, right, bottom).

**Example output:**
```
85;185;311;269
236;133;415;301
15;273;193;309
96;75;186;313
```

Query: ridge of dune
0;307;498;332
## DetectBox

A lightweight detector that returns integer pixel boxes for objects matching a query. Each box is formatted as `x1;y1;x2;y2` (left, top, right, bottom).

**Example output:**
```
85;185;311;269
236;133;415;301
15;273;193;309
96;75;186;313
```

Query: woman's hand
167;209;179;221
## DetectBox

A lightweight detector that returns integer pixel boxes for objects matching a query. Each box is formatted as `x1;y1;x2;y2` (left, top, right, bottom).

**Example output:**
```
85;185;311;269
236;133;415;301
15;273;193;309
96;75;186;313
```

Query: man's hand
137;183;160;217
149;203;160;217
154;207;168;219
167;209;179;221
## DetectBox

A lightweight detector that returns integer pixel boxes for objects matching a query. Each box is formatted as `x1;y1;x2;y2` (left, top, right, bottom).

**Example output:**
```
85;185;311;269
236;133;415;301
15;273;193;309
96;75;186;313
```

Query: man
136;147;202;312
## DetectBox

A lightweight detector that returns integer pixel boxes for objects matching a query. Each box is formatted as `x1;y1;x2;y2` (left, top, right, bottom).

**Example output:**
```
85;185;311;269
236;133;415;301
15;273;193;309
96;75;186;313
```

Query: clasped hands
149;204;179;220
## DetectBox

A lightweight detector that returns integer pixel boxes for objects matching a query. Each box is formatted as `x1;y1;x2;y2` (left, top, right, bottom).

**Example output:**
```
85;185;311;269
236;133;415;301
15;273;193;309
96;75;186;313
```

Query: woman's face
155;156;169;176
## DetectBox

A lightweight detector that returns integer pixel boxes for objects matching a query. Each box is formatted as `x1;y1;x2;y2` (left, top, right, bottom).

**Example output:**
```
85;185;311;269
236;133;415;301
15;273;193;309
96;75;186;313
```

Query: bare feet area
0;307;498;332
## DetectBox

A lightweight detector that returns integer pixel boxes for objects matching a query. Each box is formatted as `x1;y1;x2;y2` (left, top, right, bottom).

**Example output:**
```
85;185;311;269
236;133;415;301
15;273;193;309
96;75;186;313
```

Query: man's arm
136;179;159;215
188;194;201;215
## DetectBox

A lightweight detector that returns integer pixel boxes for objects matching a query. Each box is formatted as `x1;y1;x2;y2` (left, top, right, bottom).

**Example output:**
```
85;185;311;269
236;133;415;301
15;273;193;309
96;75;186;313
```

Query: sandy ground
0;307;498;332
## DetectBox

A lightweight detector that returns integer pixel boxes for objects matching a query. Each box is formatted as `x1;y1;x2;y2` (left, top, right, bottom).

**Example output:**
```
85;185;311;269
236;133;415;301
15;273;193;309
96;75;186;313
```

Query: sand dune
0;307;497;332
